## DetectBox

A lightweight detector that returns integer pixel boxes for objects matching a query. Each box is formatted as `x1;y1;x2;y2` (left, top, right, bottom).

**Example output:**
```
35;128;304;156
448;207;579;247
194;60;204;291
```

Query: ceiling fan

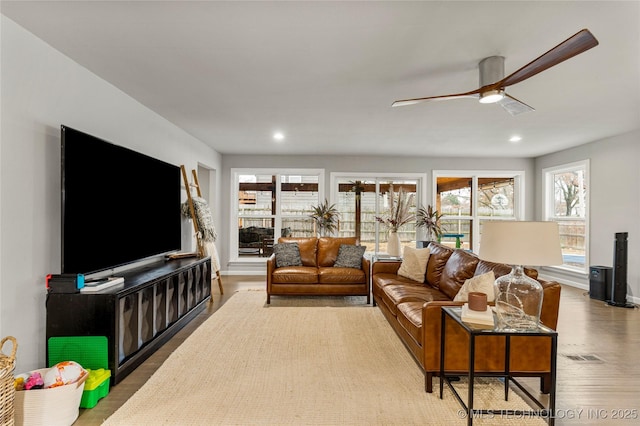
392;29;599;116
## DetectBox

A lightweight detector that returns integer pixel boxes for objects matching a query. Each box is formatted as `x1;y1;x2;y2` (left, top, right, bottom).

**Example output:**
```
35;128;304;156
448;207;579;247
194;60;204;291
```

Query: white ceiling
3;1;639;158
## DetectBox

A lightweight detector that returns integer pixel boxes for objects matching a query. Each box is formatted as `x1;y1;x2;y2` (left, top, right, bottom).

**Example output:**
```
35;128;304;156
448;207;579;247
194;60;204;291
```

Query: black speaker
608;232;634;308
589;266;612;301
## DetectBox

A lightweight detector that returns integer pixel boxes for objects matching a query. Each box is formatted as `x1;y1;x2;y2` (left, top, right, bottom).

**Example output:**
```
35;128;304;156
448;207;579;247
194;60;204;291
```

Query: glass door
232;169;324;261
434;172;523;253
237;174;276;257
334;175;421;255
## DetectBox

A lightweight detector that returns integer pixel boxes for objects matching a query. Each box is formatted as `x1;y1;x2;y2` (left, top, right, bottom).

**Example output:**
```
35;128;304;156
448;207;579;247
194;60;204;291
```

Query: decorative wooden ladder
180;165;224;296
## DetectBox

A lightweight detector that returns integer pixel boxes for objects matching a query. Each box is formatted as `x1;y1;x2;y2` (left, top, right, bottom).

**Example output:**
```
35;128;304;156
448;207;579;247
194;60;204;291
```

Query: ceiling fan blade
498;94;535;116
500;29;599;88
392;90;480;107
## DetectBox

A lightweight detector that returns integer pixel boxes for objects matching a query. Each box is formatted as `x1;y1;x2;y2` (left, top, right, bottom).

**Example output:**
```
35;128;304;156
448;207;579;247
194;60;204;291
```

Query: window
543;160;589;273
232;169;323;261
332;173;426;254
280;174;320;238
434;171;524;253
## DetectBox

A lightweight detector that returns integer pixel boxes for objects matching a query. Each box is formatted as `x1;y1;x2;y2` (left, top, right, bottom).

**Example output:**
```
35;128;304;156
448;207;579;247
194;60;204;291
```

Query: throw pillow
334;244;367;269
453;271;496;302
397;246;431;283
273;243;303;268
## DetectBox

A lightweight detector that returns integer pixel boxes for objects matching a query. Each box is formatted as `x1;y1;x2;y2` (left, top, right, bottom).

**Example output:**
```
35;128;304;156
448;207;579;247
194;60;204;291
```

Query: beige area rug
104;291;545;425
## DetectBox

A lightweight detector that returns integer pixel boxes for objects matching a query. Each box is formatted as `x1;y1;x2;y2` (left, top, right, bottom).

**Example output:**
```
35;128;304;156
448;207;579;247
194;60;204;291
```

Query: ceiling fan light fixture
479;89;505;104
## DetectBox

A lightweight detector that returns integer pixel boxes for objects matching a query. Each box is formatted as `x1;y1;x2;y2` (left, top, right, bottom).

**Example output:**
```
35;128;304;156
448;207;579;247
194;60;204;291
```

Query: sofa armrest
362;257;371;288
421;300;465;367
539;279;562;330
266;254;277;291
372;261;401;275
266;253;276;270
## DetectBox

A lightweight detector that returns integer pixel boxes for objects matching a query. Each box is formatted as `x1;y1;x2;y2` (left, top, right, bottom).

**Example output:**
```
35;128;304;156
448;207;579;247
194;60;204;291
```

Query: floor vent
563;354;604;363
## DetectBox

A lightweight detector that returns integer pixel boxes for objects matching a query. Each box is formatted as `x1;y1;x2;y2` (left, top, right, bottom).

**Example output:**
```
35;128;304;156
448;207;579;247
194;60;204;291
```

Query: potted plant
416;204;443;244
309;199;340;237
375;185;415;256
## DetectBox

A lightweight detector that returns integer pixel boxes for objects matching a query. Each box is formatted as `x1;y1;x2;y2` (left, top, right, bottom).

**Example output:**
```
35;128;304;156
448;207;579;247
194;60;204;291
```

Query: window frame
230;168;325;263
432;170;526;253
542;160;590;274
330;172;427;253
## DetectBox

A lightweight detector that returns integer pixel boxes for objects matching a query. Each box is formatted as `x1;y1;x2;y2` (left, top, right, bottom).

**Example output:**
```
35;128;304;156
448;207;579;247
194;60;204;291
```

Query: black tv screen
61;126;182;275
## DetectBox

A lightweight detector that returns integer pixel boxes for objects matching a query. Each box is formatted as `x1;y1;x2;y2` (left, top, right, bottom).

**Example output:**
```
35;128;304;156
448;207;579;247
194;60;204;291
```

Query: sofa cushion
278;237;318;267
318;267;366;284
273;243;303;268
454;271;496;302
382;283;450;316
474;259;512;278
474;259;538;280
397;246;430;282
334;244;366;269
372;273;415;300
271;266;319;284
425;243;454;288
318;237;357;267
438;249;480;300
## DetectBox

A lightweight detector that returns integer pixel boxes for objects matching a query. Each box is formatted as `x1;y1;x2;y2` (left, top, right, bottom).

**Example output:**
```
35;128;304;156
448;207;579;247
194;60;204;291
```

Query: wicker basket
14;369;86;426
0;336;18;426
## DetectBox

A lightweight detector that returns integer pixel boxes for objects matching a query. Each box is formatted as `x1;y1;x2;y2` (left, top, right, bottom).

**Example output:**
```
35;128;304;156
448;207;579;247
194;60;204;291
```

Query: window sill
539;265;589;289
541;265;588;277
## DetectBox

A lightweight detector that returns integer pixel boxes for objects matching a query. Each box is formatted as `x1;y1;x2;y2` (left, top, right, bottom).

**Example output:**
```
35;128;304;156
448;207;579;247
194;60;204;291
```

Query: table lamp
479;221;563;331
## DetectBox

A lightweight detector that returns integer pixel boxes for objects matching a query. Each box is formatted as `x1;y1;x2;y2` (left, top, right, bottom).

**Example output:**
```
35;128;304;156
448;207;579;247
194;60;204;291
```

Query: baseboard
221;270;265;276
538;272;588;291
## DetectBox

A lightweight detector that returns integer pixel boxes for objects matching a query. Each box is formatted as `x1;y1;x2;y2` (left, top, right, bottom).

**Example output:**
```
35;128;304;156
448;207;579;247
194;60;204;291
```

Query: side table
439;306;558;425
370;254;403;263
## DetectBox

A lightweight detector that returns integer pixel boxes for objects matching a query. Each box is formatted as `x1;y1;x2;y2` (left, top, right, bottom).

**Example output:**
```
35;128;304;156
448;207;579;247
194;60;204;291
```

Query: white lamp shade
479;221;563;266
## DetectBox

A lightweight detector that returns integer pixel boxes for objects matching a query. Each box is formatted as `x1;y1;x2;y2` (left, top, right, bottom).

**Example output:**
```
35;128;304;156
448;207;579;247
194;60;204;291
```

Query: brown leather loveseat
267;237;370;304
372;242;561;393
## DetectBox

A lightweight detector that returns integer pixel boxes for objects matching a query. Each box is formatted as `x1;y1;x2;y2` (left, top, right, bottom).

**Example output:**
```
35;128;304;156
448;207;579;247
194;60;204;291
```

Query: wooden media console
46;257;211;384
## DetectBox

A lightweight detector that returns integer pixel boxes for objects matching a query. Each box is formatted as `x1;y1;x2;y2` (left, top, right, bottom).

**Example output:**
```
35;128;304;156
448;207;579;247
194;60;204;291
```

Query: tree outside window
554;172;586;217
544;161;589;272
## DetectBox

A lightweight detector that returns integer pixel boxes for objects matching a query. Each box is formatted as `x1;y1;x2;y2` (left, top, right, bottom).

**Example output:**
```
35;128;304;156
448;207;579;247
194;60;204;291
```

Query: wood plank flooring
74;276;639;425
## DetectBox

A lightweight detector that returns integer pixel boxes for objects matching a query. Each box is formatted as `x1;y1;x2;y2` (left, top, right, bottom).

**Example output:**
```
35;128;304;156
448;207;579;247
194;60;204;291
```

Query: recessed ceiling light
509;135;522;143
273;132;285;141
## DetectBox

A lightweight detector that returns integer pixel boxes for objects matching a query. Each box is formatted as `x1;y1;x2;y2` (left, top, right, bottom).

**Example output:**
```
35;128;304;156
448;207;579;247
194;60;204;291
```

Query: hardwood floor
74;276;639;425
534;285;640;424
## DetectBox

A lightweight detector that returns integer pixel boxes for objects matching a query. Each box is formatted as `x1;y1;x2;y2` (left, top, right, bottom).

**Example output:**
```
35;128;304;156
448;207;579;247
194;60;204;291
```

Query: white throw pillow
397;246;431;283
454;271;496;302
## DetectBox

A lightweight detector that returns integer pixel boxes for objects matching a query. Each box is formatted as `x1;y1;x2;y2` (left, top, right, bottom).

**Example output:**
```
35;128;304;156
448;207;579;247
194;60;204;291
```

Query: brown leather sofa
267;237;370;304
372;242;561;393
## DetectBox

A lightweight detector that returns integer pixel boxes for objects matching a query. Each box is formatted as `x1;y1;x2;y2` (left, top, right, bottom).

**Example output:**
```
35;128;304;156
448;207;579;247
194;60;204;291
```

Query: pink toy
24;372;44;390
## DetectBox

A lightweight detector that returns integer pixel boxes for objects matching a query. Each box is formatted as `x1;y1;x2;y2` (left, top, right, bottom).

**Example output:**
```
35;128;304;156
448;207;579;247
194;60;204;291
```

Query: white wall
535;130;640;302
0;14;4;355
220;154;535;274
0;16;221;372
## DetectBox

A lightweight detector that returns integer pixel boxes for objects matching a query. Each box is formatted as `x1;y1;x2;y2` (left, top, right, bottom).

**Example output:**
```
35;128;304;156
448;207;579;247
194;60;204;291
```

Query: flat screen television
61;125;182;275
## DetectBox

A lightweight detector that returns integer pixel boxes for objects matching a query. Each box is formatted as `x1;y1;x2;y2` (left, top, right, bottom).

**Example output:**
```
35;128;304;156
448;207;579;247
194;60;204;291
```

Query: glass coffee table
440;306;558;425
